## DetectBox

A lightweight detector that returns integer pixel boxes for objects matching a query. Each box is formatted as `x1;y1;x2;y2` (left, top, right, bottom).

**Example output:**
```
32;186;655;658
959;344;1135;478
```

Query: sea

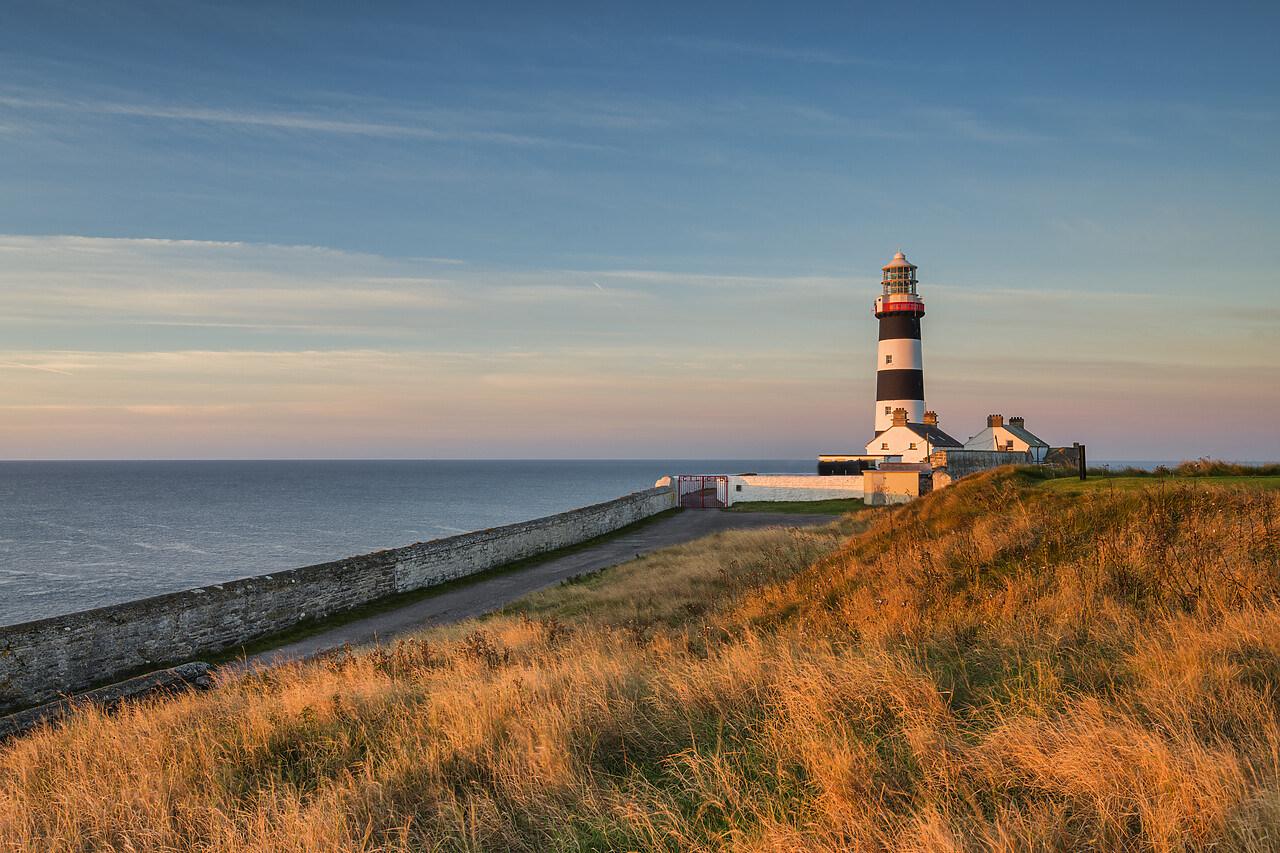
0;459;812;628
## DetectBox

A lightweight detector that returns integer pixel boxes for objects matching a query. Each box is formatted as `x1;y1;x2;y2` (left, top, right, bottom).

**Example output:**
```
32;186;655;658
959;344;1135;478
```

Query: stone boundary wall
0;485;676;714
929;449;1031;488
728;475;864;504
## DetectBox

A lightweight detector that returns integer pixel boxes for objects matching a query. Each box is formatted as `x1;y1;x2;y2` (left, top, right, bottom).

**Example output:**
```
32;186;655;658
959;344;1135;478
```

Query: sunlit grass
499;513;870;628
3;469;1279;850
1036;474;1280;494
723;498;865;514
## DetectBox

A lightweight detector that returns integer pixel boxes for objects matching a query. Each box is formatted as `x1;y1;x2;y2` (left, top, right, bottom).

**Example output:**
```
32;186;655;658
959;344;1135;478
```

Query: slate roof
1003;423;1049;447
902;423;964;448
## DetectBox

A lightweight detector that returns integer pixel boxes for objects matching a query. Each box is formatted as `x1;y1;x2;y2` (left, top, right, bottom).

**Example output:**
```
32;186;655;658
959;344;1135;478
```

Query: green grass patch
724;498;865;514
1035;475;1280;495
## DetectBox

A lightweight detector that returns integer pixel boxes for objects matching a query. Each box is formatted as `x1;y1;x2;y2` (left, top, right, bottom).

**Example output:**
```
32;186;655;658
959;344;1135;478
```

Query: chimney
923;410;938;426
987;414;1003;428
1009;416;1025;429
892;407;908;427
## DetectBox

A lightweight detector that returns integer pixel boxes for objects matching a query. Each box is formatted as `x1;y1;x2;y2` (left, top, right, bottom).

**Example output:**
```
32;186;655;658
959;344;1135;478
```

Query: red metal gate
677;475;729;508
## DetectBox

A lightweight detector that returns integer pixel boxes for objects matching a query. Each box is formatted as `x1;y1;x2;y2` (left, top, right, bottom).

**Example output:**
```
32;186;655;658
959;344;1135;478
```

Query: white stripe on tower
874;250;926;433
877;338;922;369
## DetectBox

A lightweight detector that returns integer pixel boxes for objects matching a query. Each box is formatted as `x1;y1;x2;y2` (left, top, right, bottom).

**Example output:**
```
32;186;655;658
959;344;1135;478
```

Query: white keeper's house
865;408;962;464
963;414;1050;463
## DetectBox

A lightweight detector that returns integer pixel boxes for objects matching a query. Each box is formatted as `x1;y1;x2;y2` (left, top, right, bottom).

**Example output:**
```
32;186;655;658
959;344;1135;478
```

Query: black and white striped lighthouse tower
873;251;926;434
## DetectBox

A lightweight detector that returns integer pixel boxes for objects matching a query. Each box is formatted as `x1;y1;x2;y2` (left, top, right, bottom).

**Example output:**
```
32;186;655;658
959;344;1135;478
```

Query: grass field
723;497;865;514
3;469;1279;851
1034;473;1280;495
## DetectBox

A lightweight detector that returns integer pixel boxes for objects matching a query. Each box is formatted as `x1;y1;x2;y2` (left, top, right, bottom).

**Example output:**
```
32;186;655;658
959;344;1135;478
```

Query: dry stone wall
0;485;675;714
928;449;1030;488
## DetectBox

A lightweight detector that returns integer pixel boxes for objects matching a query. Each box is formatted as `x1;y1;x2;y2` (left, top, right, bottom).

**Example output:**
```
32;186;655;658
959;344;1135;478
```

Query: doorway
676;475;729;508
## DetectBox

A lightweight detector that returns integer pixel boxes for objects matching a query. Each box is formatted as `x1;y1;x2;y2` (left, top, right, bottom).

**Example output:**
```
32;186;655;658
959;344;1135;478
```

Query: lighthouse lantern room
874;251;927;434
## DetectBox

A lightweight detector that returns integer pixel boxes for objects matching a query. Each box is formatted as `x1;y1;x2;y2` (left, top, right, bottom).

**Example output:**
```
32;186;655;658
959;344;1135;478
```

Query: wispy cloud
1;360;74;376
913;107;1051;145
0;94;592;148
595;269;857;292
664;36;864;67
1017;95;1280;148
0;234;394;261
0;233;1274;458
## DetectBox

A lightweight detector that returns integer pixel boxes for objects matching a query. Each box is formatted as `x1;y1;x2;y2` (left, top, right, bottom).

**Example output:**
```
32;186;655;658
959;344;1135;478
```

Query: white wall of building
727;474;863;503
863;470;920;505
865;425;937;463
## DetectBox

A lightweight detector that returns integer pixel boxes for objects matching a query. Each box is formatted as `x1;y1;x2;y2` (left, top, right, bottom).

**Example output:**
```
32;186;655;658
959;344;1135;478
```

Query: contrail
2;361;73;376
593;281;624;312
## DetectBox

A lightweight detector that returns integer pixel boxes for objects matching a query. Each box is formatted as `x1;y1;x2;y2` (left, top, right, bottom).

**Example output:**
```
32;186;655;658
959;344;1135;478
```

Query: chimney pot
923;410;938;426
1009;416;1025;428
892;407;908;427
987;414;1004;428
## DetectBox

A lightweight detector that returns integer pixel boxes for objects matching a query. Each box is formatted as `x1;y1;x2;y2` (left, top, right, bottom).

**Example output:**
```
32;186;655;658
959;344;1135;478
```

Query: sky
1;1;1277;461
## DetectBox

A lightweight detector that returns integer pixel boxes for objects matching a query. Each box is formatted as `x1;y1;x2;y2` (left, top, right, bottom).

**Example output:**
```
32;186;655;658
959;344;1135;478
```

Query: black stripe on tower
878;314;922;341
876;369;924;401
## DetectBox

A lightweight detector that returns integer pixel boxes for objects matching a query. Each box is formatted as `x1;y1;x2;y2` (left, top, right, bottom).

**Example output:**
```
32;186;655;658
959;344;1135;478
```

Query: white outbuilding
963;414;1049;463
865;408;963;464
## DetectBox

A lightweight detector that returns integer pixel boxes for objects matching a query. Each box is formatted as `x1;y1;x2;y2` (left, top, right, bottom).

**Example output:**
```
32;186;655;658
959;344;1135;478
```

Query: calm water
0;459;810;627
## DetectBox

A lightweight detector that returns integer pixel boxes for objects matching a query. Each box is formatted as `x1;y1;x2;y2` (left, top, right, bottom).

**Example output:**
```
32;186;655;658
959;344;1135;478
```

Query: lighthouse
873;251;926;434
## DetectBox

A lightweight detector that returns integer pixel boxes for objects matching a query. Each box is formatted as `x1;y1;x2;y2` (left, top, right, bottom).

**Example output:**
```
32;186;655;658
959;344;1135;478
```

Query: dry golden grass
2;470;1278;851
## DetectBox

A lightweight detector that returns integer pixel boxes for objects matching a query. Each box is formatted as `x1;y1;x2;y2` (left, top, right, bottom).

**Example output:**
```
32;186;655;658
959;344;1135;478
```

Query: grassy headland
2;468;1279;851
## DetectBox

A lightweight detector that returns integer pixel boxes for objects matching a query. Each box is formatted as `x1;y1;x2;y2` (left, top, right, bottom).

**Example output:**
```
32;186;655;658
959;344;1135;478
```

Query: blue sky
1;1;1277;460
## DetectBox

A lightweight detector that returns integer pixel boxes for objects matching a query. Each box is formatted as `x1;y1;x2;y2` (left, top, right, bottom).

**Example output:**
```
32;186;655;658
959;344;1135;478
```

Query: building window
735;484;742;492
885;354;893;364
881;442;889;450
909;442;916;450
1005;440;1014;450
884;406;891;415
